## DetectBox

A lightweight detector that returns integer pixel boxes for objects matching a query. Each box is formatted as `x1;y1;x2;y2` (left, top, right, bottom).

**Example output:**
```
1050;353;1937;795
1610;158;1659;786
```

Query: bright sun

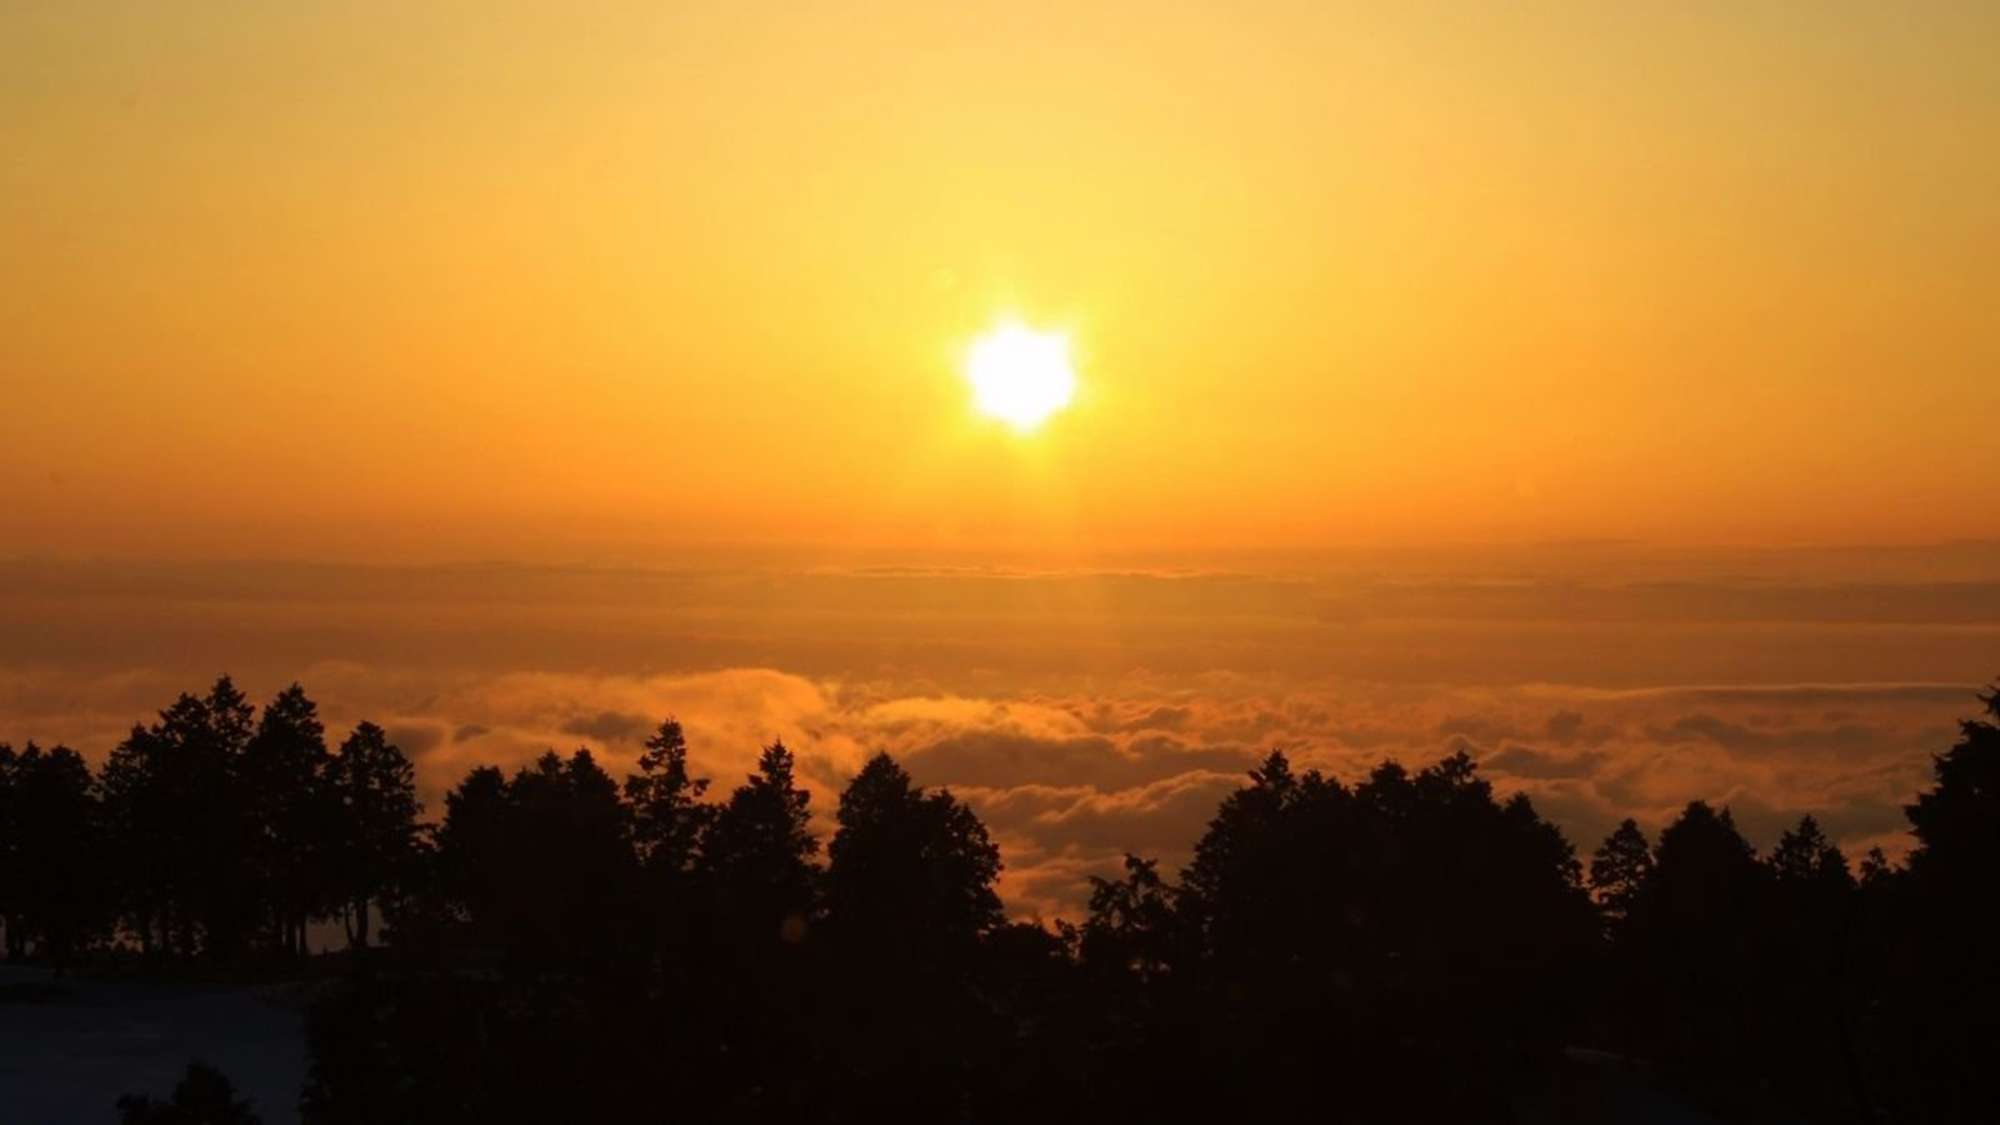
965;322;1076;430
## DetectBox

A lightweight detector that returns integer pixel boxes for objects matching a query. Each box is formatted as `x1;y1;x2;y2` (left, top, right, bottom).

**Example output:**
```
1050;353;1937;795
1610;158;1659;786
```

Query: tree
1080;854;1179;984
1590;818;1654;1059
1768;814;1852;890
117;1061;262;1125
1857;845;1894;888
1647;801;1762;903
825;751;1000;963
326;723;421;950
1589;818;1654;929
100;678;260;959
1884;683;2000;1119
1616;801;1769;1084
1759;815;1858;1111
435;751;636;965
100;722;166;956
433;765;511;944
1904;685;2000;882
0;744;19;958
0;744;106;971
703;740;819;946
625;719;712;874
1172;749;1596;1117
822;751;1003;1119
243;684;334;956
623;718;714;944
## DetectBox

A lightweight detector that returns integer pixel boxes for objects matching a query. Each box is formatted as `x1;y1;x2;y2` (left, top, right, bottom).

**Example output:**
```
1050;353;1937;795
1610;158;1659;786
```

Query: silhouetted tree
100;678;260;959
1767;814;1852;891
1905;686;2000;881
243;684;334;956
1589;817;1653;930
0;743;106;969
1080;854;1179;984
516;748;637;961
1760;815;1855;1112
433;765;511;944
674;740;824;1115
1857;844;1894;888
1616;801;1769;1095
1588;817;1652;1061
826;751;1001;961
1073;853;1193;1117
625;719;711;874
974;919;1088;1119
0;743;23;959
823;751;1004;1119
622;718;713;956
1174;750;1596;1118
1884;683;2000;1120
436;751;636;967
117;1061;262;1125
702;740;819;947
22;675;2000;1120
325;722;421;950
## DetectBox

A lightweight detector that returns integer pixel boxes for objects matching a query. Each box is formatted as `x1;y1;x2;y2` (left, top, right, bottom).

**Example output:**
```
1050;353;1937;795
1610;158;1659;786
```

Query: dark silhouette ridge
1;676;1993;1121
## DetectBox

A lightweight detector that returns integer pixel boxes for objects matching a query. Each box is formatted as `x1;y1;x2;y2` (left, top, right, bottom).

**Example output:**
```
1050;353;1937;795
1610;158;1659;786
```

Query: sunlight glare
965;322;1076;430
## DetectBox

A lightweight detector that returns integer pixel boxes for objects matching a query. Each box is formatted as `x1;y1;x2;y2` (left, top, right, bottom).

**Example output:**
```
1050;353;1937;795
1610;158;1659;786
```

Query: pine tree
0;744;18;959
1890;683;2000;1117
624;719;713;885
703;741;819;944
1857;845;1895;888
244;685;334;956
1590;818;1655;928
327;723;421;950
101;678;260;959
826;751;1001;962
0;744;105;969
1767;814;1853;890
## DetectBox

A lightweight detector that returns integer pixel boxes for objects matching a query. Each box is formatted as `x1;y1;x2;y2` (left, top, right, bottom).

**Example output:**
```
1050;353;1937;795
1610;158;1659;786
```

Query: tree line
1;679;418;970
5;677;1998;1122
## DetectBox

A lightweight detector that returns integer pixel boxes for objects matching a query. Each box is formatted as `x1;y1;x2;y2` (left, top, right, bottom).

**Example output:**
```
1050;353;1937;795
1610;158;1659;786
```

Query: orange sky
5;1;1998;560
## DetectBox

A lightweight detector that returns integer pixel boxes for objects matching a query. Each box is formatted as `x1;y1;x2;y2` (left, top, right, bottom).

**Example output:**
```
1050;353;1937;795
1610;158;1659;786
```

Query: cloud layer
2;550;1994;919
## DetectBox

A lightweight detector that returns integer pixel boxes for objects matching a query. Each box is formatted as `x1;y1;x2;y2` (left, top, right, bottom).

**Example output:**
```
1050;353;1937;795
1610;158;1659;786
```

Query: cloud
3;554;1993;918
904;730;1255;793
1484;743;1611;780
383;720;448;756
1544;710;1586;743
960;770;1246;867
1709;790;1912;860
559;710;655;745
3;653;1974;918
1541;682;1983;707
1642;713;1888;757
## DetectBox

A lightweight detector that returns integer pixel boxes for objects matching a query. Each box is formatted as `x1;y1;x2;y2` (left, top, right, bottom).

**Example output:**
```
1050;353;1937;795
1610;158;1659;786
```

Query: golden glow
965;322;1076;430
2;3;1997;559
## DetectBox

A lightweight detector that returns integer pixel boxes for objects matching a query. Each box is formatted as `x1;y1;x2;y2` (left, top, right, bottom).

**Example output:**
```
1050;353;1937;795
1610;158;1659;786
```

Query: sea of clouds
3;545;1994;918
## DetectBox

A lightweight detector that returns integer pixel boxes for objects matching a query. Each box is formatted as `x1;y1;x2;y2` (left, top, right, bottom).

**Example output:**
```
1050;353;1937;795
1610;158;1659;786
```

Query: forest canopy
5;678;1998;1122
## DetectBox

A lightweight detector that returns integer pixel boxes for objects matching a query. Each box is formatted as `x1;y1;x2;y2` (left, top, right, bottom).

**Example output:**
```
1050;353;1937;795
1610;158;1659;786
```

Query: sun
965;321;1076;430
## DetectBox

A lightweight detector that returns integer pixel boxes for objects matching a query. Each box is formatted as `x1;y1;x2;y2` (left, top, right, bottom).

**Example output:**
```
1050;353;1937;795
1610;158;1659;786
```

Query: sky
4;3;1999;915
5;1;1998;557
